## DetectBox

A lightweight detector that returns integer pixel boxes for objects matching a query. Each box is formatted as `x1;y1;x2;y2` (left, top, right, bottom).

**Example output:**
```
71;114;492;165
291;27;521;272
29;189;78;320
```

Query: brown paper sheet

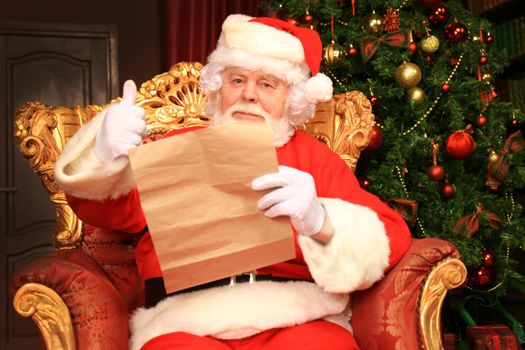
129;123;295;293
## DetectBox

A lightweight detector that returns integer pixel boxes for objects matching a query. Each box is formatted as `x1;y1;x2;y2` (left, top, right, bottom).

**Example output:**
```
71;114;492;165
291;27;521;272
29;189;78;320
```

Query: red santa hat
206;14;333;103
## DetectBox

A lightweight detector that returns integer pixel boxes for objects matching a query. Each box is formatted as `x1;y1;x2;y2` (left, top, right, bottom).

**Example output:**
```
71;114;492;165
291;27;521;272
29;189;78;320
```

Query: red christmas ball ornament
484;32;494;44
305;14;313;22
426;53;435;66
440;182;455;199
428;4;450;26
441;83;450;93
348;46;358;56
450;57;459;67
469;266;493;287
506;118;521;133
427;165;445;181
359;177;371;188
408;42;418;53
446;127;476;160
368;95;378;107
445;22;469;44
286;18;298;26
419;0;441;8
475;114;488;127
367;125;383;151
478;55;488;65
481;249;496;268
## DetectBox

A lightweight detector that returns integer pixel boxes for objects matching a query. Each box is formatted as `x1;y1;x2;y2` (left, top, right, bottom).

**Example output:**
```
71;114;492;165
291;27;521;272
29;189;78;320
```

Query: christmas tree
261;0;525;336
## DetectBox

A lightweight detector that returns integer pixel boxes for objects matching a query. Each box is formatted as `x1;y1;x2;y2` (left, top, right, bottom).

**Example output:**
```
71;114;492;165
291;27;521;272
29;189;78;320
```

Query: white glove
95;80;146;164
251;165;325;236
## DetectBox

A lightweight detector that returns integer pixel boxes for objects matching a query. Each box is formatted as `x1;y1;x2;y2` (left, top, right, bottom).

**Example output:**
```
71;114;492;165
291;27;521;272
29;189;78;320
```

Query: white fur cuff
53;110;136;201
298;197;390;293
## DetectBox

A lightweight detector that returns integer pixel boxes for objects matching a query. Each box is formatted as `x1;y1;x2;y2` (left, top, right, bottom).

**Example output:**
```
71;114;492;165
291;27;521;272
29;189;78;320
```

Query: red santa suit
54;113;411;349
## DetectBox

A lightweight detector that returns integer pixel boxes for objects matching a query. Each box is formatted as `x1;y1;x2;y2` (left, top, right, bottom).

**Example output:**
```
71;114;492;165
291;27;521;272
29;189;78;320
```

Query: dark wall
0;0;163;93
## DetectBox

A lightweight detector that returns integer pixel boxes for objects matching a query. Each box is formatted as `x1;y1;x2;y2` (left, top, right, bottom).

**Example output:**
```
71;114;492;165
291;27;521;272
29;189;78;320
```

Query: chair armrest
351;237;467;350
9;249;131;350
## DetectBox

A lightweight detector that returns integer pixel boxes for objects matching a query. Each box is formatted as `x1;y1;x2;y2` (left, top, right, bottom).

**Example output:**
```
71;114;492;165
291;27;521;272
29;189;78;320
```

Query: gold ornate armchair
10;62;467;350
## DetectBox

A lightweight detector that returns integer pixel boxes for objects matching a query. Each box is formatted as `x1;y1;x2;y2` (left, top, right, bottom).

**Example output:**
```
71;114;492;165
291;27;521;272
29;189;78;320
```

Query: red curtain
163;0;261;69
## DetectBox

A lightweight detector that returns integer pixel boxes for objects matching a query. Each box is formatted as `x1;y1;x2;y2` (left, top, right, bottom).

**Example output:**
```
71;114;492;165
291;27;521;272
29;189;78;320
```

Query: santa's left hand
251;165;325;236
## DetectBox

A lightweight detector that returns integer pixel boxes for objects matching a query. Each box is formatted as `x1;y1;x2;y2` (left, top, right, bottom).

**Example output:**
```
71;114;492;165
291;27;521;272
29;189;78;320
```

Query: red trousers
142;320;360;350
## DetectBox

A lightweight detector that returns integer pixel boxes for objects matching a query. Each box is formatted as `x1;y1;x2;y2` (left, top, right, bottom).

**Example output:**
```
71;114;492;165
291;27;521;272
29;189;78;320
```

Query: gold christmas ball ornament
407;87;426;104
420;35;440;53
488;150;499;163
323;42;345;65
364;11;383;33
395;62;422;88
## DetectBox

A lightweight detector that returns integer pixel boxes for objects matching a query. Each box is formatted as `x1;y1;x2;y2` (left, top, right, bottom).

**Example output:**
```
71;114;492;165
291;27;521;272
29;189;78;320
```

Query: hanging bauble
469;266;493;287
446;126;476;160
478;55;488;65
323;42;345;65
484;32;494;44
441;82;450;93
428;4;450;26
368;94;378;107
475;114;488;127
505;117;521;133
367;125;383;151
364;11;384;33
440;182;455;199
481;249;496;268
304;14;313;22
359;177;371;188
488;150;500;164
450;57;459;67
395;62;422;88
408;41;418;53
427;165;445;181
426;54;435;66
286;18;298;26
445;22;469;44
407;87;426;104
421;35;440;53
419;0;441;8
347;44;358;57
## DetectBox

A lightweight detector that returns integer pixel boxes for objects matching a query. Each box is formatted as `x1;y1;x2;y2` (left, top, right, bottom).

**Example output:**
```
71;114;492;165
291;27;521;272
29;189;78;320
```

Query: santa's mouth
232;111;265;122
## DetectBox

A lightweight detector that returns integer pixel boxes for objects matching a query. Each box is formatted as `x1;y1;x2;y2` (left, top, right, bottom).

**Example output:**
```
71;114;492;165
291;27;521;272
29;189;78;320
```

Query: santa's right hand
95;80;146;164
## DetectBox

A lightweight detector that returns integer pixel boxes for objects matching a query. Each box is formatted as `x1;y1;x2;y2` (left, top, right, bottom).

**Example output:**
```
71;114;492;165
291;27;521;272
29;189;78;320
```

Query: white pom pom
304;73;333;103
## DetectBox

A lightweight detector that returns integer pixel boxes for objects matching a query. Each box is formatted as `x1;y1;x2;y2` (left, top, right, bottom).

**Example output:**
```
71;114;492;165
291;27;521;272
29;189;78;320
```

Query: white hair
199;61;316;126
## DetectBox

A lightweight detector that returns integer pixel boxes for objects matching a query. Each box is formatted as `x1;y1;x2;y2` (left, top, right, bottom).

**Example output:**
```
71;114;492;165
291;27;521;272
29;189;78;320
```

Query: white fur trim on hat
305;73;334;103
220;14;305;65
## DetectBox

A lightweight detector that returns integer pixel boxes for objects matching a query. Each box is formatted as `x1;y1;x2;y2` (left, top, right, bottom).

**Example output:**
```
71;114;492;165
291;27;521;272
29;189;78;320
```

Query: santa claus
54;14;411;350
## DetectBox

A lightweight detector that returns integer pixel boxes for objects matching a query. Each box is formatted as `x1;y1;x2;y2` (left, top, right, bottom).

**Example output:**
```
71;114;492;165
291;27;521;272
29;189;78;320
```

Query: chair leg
14;282;76;350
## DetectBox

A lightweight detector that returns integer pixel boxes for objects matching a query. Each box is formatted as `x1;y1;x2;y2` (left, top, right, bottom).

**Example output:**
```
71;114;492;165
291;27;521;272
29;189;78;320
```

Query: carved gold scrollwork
137;62;209;133
304;91;375;171
418;257;467;350
14;283;76;350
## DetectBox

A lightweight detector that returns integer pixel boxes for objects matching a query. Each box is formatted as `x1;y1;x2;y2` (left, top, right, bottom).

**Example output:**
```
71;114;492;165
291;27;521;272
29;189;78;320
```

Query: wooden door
0;21;118;350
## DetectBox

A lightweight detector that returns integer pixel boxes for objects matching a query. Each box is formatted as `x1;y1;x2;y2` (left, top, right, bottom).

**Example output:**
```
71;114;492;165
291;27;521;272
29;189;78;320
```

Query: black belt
145;274;309;308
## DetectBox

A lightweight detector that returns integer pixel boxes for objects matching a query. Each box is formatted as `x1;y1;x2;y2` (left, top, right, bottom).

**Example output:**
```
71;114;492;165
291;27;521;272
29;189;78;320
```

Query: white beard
209;103;295;147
